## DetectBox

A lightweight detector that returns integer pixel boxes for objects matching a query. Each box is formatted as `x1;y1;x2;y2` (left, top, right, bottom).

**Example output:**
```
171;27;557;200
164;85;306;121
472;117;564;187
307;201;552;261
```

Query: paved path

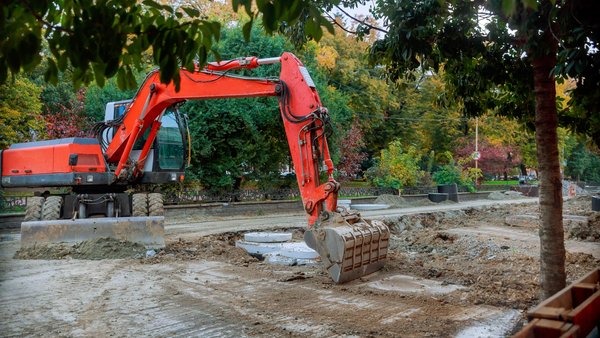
166;198;538;238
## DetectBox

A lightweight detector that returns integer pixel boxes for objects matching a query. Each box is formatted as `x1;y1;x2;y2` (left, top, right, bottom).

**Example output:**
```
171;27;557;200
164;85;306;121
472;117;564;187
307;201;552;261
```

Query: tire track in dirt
148;260;518;337
0;257;131;337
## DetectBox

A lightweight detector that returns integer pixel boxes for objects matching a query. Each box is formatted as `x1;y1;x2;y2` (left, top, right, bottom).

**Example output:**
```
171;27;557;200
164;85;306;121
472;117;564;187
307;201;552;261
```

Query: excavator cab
103;100;190;184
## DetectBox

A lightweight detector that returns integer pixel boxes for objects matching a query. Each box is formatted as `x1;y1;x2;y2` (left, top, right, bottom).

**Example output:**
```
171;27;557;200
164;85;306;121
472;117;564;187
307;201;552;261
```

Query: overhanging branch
334;5;388;34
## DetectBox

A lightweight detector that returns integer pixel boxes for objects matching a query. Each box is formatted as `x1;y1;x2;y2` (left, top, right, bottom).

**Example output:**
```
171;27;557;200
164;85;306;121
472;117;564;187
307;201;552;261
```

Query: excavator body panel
1;138;107;188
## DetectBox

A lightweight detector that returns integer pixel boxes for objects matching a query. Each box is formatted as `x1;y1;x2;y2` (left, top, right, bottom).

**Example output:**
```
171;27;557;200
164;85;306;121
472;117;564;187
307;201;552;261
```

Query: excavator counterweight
0;52;390;283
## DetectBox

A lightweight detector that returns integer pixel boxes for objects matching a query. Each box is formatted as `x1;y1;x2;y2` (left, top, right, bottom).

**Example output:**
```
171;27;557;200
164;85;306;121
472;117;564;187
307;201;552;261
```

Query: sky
339;2;386;31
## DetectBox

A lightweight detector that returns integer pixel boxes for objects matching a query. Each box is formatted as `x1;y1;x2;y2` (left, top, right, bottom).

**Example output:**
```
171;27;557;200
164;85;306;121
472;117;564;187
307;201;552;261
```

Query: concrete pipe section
236;232;320;266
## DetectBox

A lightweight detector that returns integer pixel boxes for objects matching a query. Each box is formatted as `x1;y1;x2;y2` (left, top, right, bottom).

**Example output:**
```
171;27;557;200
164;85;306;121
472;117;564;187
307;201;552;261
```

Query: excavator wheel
24;196;45;221
304;210;390;284
41;196;63;220
132;193;148;217
148;193;164;216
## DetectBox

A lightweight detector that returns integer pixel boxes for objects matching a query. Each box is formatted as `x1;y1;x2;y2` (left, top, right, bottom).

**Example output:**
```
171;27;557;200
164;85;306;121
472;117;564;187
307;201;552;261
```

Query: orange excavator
0;52;389;283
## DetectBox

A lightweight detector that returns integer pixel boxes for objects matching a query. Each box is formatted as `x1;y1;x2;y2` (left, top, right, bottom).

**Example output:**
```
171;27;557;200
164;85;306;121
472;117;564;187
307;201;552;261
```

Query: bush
366;140;425;189
432;155;482;192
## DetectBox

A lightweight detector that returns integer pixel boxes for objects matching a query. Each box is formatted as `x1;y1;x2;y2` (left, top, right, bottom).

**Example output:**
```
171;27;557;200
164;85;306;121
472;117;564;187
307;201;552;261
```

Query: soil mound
375;194;408;207
141;232;281;265
375;194;441;207
15;238;147;260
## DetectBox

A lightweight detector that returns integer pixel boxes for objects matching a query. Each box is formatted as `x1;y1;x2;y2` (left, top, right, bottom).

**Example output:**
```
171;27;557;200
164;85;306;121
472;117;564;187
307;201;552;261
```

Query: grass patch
482;180;519;185
482;180;538;185
0;206;25;214
338;180;372;188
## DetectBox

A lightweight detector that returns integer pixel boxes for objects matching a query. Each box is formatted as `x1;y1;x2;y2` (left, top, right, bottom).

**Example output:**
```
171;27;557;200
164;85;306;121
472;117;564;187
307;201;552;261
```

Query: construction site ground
1;196;598;337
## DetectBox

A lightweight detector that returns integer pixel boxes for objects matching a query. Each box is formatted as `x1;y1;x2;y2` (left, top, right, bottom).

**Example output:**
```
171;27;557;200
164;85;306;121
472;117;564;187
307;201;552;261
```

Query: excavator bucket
304;210;390;283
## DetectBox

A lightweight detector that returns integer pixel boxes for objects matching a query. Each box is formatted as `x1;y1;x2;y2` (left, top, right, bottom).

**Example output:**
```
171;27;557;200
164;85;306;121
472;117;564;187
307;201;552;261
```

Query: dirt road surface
1;197;598;337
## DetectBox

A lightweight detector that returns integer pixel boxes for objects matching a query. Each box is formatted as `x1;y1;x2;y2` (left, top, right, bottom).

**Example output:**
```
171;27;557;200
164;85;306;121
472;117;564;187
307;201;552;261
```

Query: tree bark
532;52;566;299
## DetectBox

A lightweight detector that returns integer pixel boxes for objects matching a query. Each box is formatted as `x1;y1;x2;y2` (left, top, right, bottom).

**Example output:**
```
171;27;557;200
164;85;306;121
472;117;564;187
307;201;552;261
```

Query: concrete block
265;254;297;265
277;242;319;259
428;193;449;203
236;240;319;259
338;199;352;210
438;184;459;202
235;240;285;255
264;253;320;266
244;232;293;243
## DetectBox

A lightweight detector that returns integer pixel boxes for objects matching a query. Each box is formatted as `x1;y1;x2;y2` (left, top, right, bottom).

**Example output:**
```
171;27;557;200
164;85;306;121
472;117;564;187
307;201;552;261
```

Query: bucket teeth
305;213;390;283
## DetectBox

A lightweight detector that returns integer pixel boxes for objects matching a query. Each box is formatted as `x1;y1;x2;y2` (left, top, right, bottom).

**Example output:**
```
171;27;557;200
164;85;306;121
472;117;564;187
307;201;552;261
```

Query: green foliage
0;75;44;148
366;140;424;189
177;24;291;190
184;97;285;191
400;74;463;156
483;180;521;185
565;143;600;183
37;74;76;115
362;0;600;146
1;0;332;90
432;164;462;186
215;22;288;72
2;0;215;89
85;77;138;123
432;153;479;191
305;25;402;157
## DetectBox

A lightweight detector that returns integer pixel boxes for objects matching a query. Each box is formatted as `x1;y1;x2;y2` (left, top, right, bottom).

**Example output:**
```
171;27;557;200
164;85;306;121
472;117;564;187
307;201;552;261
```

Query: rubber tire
24;196;45;221
148;193;164;216
41;196;63;220
132;193;148;217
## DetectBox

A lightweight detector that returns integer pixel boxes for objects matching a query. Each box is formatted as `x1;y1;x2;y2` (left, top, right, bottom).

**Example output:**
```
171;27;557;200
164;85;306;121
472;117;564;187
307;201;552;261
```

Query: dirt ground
1;196;598;337
15;238;148;260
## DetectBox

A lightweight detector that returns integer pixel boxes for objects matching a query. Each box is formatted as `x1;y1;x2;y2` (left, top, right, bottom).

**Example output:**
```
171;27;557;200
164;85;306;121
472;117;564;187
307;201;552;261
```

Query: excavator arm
103;52;337;226
98;52;390;282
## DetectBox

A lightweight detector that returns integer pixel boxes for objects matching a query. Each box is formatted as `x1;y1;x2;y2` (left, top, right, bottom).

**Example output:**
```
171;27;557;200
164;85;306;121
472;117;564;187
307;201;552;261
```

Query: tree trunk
532;52;566;299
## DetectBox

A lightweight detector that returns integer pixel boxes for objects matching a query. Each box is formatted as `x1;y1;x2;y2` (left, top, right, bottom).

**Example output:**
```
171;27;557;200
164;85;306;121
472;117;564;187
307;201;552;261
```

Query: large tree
324;0;598;298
